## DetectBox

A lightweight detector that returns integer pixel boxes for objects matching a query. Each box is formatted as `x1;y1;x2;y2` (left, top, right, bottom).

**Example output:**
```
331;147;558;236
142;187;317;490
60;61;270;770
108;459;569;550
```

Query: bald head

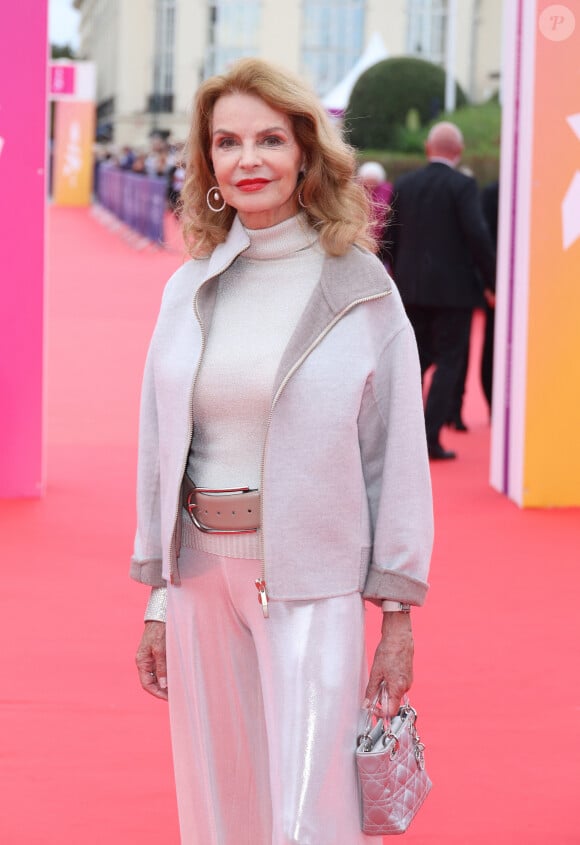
425;122;464;163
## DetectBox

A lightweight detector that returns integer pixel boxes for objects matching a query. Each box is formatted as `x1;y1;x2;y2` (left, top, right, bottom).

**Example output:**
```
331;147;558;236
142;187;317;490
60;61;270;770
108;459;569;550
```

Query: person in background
445;163;477;432
357;160;393;269
132;58;433;844
130;152;148;175
167;143;186;214
389;121;496;460
152;149;169;178
480;179;499;413
118;145;136;170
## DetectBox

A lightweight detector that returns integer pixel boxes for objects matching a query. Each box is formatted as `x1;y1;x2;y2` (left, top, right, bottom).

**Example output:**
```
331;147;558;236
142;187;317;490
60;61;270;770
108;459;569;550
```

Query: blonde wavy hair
180;58;374;257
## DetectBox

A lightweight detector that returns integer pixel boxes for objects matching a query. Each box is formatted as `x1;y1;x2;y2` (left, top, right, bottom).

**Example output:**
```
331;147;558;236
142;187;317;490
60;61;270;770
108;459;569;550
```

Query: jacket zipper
168;262;239;584
256;288;391;617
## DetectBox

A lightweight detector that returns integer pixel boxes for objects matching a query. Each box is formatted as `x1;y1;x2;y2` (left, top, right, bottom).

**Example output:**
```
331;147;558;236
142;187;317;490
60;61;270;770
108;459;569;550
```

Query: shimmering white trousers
166;545;381;845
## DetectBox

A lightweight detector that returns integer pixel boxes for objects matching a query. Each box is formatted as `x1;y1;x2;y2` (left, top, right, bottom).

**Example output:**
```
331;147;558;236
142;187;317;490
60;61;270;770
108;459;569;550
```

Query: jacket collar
203;215;251;284
427;157;457;169
194;219;392;398
194;216;251;336
273;247;391;399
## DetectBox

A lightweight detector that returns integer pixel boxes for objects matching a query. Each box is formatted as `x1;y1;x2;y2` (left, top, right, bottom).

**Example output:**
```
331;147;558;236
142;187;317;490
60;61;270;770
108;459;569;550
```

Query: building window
151;0;176;113
406;0;447;66
301;0;366;97
205;1;261;78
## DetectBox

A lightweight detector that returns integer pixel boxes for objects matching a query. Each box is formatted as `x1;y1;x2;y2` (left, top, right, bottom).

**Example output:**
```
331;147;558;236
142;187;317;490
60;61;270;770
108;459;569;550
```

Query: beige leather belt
182;474;261;534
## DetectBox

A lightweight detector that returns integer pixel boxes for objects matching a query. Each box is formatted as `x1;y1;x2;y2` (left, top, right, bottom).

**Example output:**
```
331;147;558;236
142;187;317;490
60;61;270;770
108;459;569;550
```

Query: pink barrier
0;4;47;496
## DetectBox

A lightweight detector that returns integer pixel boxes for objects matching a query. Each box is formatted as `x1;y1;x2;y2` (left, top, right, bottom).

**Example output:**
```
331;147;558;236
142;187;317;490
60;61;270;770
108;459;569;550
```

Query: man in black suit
389;122;496;459
480;179;499;412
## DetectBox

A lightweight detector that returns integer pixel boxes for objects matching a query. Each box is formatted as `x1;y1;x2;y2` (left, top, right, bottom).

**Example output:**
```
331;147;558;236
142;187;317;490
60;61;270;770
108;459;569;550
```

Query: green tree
51;43;77;60
345;57;467;151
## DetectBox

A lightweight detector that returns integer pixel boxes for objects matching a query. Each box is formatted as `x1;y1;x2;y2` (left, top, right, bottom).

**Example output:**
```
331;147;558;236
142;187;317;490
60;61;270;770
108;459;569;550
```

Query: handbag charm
356;689;432;835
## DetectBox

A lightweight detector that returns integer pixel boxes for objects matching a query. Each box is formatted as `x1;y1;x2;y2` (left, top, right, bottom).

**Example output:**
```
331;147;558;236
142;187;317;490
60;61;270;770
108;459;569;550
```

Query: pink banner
50;64;76;96
0;3;47;496
491;0;580;506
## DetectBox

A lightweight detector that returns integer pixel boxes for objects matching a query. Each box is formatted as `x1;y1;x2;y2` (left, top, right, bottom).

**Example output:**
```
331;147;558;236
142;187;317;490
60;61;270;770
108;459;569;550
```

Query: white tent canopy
321;32;389;114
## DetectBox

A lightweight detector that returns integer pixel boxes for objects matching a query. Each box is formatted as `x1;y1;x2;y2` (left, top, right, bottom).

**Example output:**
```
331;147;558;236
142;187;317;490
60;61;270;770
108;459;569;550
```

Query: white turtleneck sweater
145;213;324;621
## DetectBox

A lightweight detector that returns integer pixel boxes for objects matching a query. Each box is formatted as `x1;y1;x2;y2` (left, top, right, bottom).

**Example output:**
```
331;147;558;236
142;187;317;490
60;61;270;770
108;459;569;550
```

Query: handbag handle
362;684;413;735
361;683;390;737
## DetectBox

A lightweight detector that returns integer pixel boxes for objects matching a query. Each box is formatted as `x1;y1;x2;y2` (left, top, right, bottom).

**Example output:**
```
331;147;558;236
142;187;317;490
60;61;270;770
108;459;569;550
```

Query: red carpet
1;207;578;844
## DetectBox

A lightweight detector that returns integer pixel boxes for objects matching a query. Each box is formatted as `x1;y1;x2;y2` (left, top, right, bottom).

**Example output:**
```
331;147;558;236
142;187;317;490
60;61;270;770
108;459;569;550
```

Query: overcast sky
49;0;80;48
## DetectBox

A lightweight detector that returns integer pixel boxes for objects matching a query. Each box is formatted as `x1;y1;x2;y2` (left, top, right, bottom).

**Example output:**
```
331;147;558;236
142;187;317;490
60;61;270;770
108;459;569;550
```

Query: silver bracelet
144;586;168;622
381;600;411;613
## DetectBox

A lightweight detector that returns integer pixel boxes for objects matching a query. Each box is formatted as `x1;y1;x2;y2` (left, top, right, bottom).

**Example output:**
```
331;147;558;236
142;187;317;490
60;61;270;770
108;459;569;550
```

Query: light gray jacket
130;217;433;606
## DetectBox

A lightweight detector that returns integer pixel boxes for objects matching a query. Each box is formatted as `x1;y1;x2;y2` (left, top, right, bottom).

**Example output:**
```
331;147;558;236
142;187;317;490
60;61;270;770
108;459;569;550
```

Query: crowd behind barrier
93;137;186;244
97;166;168;243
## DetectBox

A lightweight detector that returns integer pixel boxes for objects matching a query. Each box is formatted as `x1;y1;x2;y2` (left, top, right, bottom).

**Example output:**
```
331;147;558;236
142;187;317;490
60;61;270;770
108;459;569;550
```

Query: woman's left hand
364;611;414;718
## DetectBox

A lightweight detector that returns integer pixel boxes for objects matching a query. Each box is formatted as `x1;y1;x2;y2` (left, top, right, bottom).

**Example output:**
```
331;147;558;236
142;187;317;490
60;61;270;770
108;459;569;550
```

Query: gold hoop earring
298;192;307;209
206;186;226;212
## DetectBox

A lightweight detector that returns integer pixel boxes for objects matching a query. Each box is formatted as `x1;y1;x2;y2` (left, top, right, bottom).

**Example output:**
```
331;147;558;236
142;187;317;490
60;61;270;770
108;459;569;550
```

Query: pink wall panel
0;3;48;496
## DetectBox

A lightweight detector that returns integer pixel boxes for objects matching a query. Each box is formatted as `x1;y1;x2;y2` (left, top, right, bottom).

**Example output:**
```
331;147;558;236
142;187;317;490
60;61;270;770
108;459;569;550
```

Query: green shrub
394;125;425;154
345;57;467;150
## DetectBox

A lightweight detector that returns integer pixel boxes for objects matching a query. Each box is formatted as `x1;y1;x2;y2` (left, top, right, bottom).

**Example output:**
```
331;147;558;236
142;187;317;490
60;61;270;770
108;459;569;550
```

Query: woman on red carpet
131;58;433;845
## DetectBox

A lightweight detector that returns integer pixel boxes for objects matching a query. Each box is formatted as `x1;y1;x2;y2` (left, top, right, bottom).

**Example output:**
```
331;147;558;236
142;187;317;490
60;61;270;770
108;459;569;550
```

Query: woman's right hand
135;621;168;701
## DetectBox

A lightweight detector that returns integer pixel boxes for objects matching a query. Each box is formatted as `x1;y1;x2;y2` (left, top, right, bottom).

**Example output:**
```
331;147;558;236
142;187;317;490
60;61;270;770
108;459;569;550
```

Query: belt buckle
186;486;258;534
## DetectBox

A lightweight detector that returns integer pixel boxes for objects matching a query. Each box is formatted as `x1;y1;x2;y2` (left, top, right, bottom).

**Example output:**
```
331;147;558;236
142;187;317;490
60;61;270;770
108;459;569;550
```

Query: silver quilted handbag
356;689;432;835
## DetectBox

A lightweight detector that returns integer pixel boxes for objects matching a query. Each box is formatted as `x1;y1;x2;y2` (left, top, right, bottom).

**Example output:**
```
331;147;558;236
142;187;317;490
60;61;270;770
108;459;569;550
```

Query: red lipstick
236;178;270;192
